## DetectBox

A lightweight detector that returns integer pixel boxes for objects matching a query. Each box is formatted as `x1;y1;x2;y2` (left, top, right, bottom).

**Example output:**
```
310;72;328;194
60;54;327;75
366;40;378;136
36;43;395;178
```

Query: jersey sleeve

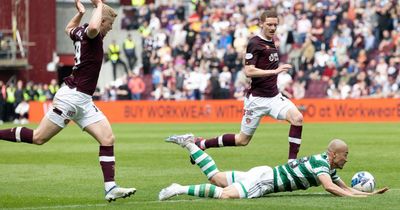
69;24;88;41
310;156;331;176
330;169;341;182
244;38;259;66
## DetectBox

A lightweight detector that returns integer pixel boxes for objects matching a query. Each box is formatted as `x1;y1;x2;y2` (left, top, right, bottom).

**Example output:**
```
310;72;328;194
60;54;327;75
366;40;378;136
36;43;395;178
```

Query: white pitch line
1;199;203;210
3;190;398;210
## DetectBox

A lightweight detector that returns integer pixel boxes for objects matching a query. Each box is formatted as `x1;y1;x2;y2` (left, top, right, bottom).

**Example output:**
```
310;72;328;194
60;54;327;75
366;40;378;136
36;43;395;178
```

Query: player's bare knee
219;191;236;199
236;136;251;146
236;140;249;146
32;131;49;145
209;173;226;187
209;177;218;185
294;113;304;125
219;192;230;199
289;112;303;126
101;134;115;146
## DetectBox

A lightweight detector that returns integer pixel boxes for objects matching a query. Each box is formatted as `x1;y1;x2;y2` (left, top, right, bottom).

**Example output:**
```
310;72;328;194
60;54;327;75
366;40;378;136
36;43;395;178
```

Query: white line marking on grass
4;190;399;210
2;199;203;210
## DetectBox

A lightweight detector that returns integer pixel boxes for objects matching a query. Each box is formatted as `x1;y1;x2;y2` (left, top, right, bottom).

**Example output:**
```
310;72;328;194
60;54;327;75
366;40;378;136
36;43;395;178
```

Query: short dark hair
260;9;278;22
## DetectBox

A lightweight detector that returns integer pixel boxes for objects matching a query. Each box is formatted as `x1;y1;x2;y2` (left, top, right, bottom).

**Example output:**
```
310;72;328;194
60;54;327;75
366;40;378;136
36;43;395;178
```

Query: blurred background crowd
113;0;400;101
1;0;400;123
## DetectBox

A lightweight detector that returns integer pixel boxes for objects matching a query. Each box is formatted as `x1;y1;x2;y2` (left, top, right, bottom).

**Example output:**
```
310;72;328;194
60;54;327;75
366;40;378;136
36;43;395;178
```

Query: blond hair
102;4;117;20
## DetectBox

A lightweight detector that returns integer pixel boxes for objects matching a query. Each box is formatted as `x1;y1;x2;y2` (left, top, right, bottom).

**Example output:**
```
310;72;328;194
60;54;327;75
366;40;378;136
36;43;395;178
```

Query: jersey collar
257;33;273;42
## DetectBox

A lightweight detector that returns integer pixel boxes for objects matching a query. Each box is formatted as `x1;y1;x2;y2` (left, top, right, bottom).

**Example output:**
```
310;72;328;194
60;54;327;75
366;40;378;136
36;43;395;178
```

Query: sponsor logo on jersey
269;52;279;62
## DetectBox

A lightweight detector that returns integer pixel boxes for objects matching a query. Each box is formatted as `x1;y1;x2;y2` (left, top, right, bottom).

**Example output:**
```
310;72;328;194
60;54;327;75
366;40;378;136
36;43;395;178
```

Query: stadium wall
0;0;56;83
29;99;400;123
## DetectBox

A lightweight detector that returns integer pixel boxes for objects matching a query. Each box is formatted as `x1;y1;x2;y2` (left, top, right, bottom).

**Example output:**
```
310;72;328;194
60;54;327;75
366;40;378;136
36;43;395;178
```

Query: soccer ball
351;171;375;192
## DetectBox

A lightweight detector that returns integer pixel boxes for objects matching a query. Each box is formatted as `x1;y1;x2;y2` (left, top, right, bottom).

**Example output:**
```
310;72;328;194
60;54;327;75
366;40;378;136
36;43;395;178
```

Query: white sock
185;143;200;154
178;185;189;194
105;181;116;192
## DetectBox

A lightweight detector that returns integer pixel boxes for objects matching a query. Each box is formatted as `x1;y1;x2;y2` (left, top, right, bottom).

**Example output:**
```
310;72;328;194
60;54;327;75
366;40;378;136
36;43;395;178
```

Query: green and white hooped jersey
273;152;340;192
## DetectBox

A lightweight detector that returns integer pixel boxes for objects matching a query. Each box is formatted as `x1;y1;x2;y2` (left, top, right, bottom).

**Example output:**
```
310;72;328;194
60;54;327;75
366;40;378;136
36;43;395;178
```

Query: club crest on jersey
269;53;279;62
246;118;252;124
76;30;83;39
245;53;253;60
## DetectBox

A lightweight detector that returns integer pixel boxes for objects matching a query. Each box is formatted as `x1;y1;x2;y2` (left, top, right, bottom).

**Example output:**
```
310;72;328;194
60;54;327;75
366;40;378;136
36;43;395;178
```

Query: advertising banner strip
29;99;400;123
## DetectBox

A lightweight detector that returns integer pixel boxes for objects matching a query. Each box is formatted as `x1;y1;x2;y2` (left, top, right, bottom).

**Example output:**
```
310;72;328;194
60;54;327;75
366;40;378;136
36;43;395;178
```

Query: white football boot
105;186;136;202
165;134;195;147
159;183;182;201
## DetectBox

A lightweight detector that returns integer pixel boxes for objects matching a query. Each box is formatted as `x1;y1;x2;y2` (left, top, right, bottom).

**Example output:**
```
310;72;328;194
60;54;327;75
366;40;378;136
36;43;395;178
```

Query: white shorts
45;85;105;129
241;93;296;135
230;166;274;198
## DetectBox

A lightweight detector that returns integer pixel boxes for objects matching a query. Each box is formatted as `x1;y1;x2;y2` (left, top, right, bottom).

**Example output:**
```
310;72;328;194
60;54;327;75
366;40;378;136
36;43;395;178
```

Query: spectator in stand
123;34;137;71
35;84;47;102
223;45;237;71
152;83;170;100
128;72;146;100
184;66;202;100
117;76;131;100
5;83;16;122
14;80;25;109
108;40;129;80
14;98;30;125
48;79;59;100
218;66;232;99
0;81;5;124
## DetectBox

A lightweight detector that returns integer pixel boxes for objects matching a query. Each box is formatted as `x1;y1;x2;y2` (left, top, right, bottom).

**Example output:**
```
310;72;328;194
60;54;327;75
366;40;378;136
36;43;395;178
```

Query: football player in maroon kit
175;9;304;163
0;0;135;202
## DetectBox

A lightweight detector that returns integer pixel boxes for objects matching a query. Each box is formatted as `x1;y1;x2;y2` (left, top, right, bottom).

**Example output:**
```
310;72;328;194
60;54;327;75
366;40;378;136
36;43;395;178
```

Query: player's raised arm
65;0;86;36
334;179;389;196
86;0;103;39
318;174;366;197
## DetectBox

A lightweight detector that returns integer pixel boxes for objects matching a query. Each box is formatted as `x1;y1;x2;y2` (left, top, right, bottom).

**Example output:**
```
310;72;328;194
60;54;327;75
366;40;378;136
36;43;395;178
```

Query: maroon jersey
64;24;104;96
244;35;279;97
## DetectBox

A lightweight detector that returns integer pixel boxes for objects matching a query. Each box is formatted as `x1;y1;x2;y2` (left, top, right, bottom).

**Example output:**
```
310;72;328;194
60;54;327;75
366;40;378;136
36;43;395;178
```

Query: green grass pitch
0;122;399;210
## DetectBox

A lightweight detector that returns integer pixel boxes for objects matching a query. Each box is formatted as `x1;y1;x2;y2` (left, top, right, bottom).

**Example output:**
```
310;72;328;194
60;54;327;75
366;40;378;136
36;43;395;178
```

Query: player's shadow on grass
265;193;331;198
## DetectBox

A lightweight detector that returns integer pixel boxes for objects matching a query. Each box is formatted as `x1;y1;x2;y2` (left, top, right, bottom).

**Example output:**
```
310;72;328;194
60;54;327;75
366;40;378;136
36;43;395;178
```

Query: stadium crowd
1;0;400;123
116;0;400;100
0;79;60;124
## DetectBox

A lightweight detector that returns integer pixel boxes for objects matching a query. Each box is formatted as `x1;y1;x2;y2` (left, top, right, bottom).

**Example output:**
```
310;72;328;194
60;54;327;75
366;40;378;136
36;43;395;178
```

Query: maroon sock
204;134;236;148
288;125;302;159
0;127;33;144
99;146;115;182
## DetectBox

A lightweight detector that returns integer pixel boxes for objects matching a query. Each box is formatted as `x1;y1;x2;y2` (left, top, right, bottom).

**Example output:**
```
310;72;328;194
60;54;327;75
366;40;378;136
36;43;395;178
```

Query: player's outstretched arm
318;174;366;197
372;187;389;194
244;64;292;78
65;0;85;36
335;179;389;196
86;0;103;39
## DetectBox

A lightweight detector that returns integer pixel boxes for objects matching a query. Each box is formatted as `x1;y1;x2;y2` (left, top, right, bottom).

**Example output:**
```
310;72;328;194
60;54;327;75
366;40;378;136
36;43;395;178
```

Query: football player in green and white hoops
159;135;388;200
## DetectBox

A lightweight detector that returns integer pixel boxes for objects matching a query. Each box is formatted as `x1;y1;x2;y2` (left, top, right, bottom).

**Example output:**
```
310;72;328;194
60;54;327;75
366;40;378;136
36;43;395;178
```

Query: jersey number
74;41;82;66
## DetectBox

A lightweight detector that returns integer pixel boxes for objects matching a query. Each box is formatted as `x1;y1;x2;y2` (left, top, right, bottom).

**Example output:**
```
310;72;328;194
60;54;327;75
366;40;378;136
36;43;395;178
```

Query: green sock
187;143;219;179
187;184;222;198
